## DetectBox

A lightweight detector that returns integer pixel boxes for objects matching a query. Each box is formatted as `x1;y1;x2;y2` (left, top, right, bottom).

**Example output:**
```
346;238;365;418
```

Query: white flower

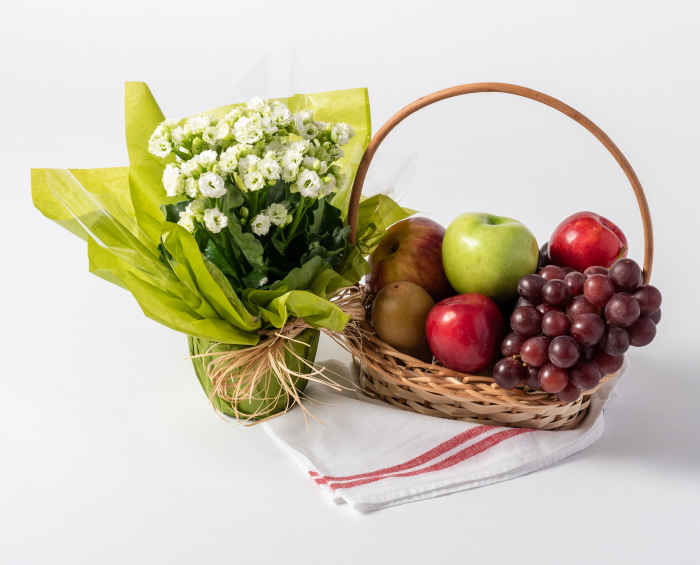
219;146;239;173
196;150;218;169
224;106;244;124
149;135;172;158
214;121;231;141
289;140;310;154
243;171;265;191
267;203;289;226
294;110;321;139
233;114;263;144
202;126;218;145
246;96;265;111
270;102;292;126
331;122;354;145
187;199;207;219
320;173;337;196
171;126;186;144
281;149;303;171
238;154;260;173
198;172;227;198
257;277;268;287
203;207;228;234
162;164;184;197
259;153;281;181
177;209;195;233
181;158;200;177
184;177;198;198
251;213;271;236
302;156;320;170
261;116;277;135
184;115;210;135
296;169;321;197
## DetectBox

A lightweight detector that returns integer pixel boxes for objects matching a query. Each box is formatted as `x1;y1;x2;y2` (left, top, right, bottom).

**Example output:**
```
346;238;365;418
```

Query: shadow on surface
584;353;700;476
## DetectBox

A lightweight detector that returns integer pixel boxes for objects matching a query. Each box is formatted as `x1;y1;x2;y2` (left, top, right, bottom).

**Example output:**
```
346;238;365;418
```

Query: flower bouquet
32;83;411;422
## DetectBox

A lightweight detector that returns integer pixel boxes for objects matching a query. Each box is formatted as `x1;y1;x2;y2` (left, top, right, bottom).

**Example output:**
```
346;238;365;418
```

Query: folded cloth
263;359;621;513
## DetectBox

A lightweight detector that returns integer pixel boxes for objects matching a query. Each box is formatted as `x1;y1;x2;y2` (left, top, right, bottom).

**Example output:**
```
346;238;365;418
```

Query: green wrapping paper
31;82;413;419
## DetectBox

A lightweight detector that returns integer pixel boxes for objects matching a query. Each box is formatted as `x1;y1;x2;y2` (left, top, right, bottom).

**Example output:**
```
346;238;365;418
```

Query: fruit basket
338;82;654;430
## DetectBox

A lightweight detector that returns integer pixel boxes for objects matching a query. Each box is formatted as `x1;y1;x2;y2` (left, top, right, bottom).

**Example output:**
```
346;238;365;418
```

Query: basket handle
347;82;653;282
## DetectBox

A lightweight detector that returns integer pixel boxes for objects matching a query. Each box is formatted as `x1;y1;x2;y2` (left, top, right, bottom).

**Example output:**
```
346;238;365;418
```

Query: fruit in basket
495;256;661;402
369;217;453;301
549;211;627;272
442;213;539;301
371;281;434;361
492;357;526;389
425;293;504;373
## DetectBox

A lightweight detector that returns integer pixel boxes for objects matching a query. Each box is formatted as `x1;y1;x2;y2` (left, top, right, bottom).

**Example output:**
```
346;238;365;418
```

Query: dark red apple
369;217;453;300
425;293;504;373
549;211;627;272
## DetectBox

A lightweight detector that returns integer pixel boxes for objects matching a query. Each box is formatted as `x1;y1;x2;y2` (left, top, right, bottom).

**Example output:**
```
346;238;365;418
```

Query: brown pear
371;281;435;361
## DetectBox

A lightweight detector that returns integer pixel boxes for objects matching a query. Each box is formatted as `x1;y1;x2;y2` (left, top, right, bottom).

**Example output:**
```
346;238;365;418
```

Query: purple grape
517;274;546;305
538;363;569;393
583;274;615;307
601;326;630;356
594;351;624;375
525;366;540;388
584;266;608;276
633;285;662;315
537;243;551;269
510;306;542;338
516;297;533;308
493;357;526;389
564;271;585;295
540;265;566;281
570;361;602;390
542;279;571;306
558;382;581;403
520;336;551;367
548;336;580;368
609;258;643;291
537;303;558;315
649;309;661;324
567;295;599;318
501;332;525;357
542;310;570;337
570;313;605;345
628;316;656;346
604;293;641;327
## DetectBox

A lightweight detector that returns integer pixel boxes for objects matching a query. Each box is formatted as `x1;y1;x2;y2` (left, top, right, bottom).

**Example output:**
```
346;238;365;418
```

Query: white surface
2;0;699;563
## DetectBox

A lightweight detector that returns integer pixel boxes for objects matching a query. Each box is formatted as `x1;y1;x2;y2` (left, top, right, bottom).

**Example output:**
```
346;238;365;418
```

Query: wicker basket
340;82;654;430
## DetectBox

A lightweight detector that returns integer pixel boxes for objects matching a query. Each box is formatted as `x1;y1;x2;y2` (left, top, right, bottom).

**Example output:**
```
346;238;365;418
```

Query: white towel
263;358;621;514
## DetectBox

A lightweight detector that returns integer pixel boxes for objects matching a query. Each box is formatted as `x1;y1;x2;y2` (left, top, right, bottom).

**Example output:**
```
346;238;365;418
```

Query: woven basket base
336;288;618;431
358;366;615;430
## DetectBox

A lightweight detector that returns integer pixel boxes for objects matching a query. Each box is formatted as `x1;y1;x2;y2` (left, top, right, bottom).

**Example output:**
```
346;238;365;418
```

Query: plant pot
188;328;320;420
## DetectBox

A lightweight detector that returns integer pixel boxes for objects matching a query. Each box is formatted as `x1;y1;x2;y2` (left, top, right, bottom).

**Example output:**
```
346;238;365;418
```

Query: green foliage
31;82;413;345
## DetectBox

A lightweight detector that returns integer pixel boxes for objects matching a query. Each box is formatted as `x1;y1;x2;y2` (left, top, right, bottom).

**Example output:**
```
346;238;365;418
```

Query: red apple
425;293;504;373
549;211;627;272
369;217;453;300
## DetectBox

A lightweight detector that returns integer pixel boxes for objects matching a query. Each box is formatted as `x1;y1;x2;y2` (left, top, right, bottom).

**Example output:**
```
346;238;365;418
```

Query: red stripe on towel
310;425;493;485
329;428;532;490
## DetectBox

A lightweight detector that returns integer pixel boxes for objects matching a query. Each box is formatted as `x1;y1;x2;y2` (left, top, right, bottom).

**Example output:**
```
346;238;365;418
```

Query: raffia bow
193;287;366;424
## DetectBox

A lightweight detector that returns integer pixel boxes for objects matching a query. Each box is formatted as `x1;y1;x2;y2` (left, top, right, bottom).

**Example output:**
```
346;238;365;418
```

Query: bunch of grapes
493;257;662;402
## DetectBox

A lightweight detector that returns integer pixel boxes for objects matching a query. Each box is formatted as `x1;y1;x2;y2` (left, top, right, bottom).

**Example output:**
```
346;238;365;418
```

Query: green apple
442;213;538;301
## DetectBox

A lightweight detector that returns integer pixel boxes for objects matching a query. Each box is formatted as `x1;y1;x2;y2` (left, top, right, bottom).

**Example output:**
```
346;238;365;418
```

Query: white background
2;1;699;563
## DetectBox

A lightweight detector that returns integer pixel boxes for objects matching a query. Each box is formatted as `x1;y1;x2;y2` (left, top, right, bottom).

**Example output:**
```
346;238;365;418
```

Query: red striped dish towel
263;362;620;513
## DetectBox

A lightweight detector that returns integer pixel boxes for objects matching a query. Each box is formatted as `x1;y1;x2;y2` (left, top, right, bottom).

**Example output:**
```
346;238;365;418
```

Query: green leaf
227;214;265;270
222;186;245;213
204;238;239;281
161;223;261;332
